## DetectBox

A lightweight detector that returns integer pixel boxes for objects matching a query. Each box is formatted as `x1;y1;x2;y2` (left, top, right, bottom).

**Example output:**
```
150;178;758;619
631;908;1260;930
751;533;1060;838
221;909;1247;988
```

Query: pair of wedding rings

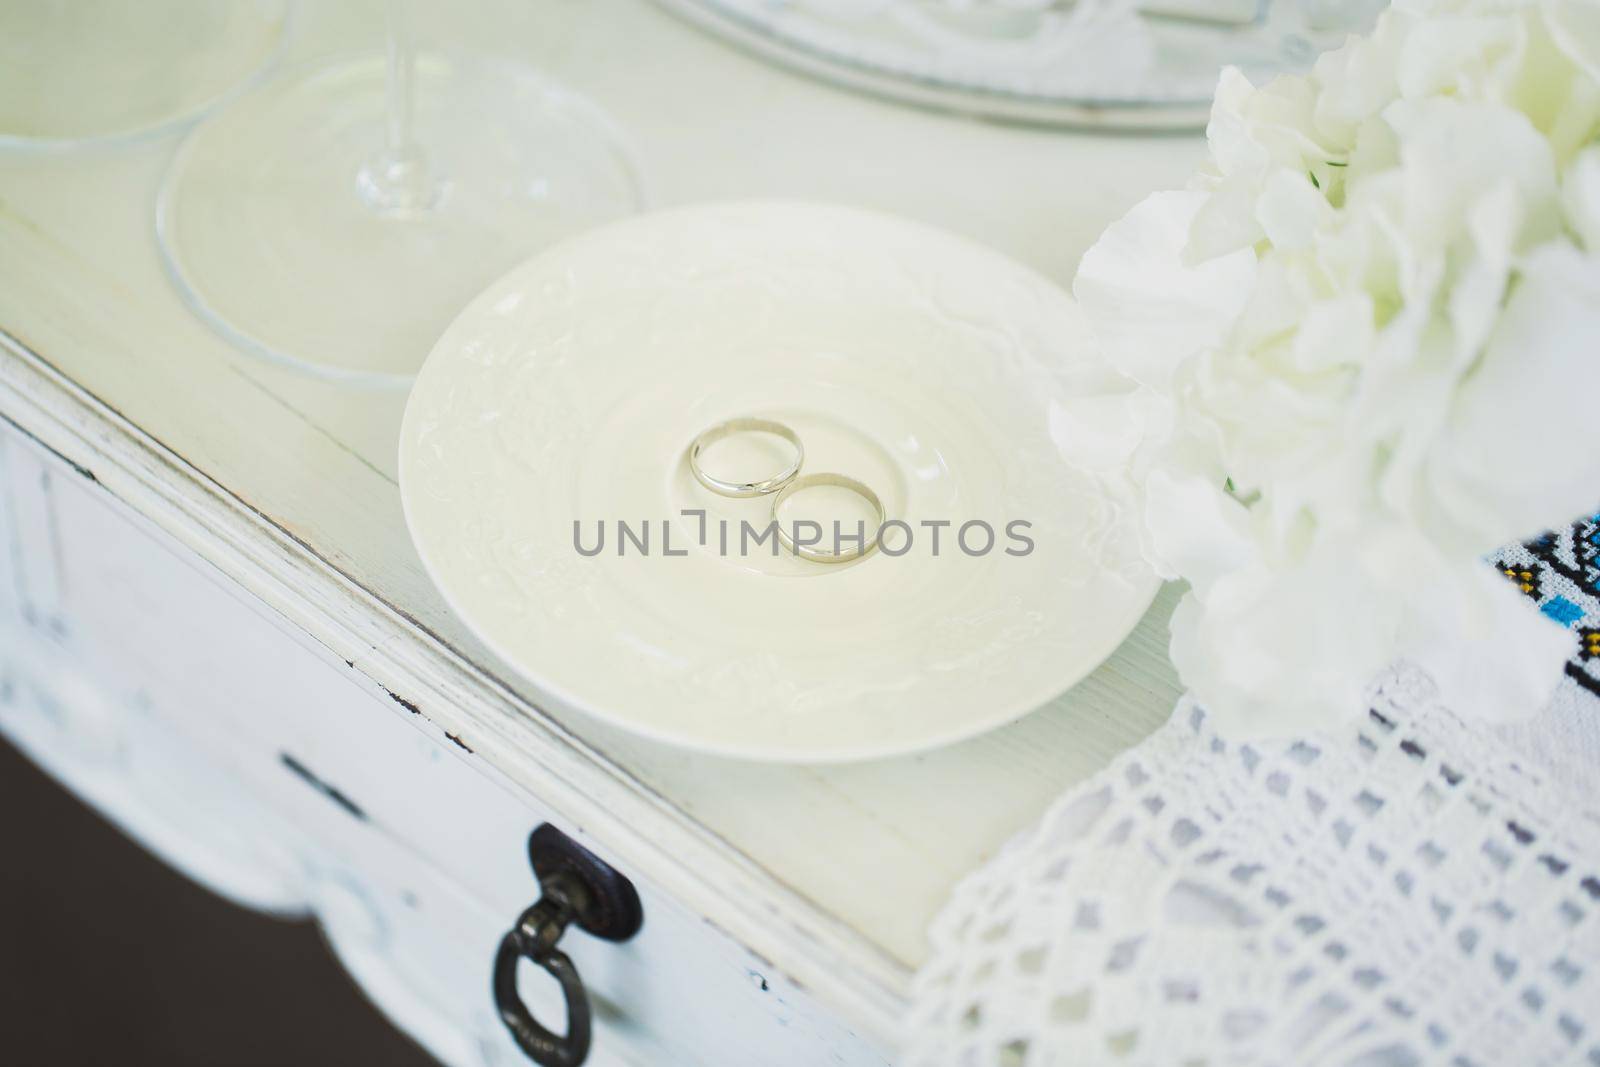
687;417;884;564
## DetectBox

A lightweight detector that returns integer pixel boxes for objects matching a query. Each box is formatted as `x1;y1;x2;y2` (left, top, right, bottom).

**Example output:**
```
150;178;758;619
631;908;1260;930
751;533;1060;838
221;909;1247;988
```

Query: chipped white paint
0;429;890;1066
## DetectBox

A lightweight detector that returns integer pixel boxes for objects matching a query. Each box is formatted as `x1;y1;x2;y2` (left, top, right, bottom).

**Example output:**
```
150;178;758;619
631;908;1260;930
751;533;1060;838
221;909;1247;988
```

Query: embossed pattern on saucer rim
399;201;1160;763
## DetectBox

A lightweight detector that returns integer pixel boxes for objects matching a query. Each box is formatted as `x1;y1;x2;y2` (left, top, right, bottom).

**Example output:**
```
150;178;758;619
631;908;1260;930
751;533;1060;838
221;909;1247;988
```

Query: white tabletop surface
0;0;1201;999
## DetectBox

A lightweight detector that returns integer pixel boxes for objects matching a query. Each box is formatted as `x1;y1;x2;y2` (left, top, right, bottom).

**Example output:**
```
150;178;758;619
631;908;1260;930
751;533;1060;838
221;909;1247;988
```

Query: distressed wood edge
0;328;912;1045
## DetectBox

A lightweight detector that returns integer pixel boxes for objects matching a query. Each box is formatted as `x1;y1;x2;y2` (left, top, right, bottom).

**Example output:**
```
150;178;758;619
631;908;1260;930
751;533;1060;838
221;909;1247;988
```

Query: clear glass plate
656;0;1387;129
157;53;645;386
0;0;288;150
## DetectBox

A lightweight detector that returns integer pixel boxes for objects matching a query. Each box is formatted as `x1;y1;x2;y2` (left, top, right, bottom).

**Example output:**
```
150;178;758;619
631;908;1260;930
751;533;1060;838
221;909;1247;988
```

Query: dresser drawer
0;427;891;1067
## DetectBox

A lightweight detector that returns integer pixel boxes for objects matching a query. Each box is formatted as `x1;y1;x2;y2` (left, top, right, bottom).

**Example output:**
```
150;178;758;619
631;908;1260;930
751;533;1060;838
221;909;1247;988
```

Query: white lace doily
908;663;1600;1065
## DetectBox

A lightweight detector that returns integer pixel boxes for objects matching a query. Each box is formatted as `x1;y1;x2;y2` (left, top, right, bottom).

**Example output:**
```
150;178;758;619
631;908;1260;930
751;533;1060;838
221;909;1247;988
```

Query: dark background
0;735;438;1066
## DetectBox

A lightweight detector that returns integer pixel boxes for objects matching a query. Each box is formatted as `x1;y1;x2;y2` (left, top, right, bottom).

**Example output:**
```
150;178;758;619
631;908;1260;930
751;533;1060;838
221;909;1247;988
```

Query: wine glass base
157;54;646;387
0;0;288;150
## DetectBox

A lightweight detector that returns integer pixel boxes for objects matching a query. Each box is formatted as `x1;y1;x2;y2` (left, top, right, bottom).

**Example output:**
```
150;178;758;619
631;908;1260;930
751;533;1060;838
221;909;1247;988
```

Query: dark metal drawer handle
494;824;643;1067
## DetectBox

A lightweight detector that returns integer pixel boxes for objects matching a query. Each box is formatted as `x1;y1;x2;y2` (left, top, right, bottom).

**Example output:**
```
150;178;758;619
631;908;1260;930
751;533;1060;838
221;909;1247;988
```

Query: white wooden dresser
0;2;1200;1063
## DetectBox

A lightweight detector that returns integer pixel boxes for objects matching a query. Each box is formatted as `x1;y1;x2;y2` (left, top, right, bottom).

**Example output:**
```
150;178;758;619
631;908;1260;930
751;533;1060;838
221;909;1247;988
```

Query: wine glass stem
357;0;437;214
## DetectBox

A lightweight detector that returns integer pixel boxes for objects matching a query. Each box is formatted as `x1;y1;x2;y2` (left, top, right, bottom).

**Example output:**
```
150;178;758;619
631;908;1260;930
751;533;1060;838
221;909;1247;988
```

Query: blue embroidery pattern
1490;511;1600;699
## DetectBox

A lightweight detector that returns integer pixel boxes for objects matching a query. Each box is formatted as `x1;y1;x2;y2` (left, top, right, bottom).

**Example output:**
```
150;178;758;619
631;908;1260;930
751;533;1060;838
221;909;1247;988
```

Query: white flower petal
1561;145;1600;251
1047;390;1170;474
1087;0;1599;737
1401;560;1576;724
1290;293;1374;374
1443;180;1523;373
1074;191;1257;391
1428;241;1600;547
1255;169;1333;251
1170;544;1401;738
1188;174;1267;261
1206;67;1271;178
1546;0;1600;83
1312;11;1407;141
1383;98;1560;254
1396;14;1519;98
1142;466;1255;592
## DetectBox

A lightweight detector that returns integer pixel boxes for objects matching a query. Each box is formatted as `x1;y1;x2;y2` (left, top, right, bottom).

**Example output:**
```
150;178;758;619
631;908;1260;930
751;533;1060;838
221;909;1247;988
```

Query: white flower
1073;0;1600;737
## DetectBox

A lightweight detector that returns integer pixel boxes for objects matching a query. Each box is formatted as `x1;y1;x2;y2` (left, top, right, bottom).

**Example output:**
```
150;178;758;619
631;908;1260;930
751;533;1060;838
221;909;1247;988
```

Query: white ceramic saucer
399;202;1158;762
